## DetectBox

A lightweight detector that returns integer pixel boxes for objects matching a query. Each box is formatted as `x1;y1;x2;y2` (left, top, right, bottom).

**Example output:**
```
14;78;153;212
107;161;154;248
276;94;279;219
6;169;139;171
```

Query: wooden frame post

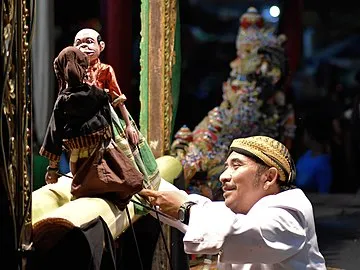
139;0;179;158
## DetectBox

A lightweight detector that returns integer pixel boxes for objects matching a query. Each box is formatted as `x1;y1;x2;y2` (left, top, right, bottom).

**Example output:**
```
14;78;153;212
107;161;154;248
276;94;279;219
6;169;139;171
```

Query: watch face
178;207;186;222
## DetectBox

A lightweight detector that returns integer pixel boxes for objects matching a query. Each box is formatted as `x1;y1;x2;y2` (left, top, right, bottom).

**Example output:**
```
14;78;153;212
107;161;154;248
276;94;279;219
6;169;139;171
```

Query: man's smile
222;184;236;193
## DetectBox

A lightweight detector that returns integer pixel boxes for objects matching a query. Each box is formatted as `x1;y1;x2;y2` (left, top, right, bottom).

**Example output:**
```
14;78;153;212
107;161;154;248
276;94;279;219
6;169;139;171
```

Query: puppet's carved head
74;28;105;64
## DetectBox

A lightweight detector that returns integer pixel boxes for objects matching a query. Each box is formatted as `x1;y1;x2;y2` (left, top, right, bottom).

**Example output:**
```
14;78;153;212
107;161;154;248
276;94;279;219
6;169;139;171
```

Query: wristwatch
178;201;196;225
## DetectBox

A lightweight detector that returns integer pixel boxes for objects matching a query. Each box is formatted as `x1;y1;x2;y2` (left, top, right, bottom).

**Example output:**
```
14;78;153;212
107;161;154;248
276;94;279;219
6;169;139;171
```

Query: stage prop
171;7;296;198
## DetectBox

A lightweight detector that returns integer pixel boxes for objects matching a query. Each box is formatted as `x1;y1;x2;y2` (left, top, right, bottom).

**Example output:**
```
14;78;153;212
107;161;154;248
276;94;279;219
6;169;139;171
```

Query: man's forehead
226;151;253;163
74;29;98;41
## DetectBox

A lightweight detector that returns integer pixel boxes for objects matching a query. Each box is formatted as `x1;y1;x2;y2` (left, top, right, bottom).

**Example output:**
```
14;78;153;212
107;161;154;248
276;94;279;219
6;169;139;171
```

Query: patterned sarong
109;105;161;214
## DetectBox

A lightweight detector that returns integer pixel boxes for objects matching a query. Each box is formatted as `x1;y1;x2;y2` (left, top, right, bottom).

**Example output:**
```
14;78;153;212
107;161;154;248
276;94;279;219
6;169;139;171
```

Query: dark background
53;0;360;142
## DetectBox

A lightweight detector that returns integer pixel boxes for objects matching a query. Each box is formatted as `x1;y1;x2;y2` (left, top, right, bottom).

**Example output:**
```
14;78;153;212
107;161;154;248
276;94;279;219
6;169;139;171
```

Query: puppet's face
74;29;103;64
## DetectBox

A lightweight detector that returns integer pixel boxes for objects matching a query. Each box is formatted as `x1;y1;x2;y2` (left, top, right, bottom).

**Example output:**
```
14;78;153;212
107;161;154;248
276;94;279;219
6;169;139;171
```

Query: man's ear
263;167;279;191
100;41;105;52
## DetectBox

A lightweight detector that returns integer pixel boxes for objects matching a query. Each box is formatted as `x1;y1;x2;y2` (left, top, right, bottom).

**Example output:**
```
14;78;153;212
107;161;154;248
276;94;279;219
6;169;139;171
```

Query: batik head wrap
230;136;296;184
53;46;89;91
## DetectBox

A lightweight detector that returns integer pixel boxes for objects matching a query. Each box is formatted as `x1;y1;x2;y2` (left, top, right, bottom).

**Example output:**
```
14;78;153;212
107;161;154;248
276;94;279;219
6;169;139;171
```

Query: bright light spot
269;6;280;18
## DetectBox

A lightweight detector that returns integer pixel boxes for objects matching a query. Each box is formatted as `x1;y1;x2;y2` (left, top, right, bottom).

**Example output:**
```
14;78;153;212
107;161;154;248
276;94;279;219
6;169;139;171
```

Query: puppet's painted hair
97;34;102;44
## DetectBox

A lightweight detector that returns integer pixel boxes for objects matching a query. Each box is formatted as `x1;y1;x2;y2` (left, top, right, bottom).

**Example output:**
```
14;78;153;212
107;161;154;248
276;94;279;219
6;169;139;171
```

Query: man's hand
140;189;189;219
45;170;59;184
126;124;139;145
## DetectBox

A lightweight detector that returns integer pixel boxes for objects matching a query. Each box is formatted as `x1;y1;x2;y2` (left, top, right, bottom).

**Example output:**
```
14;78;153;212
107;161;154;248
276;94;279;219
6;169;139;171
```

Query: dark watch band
178;201;196;225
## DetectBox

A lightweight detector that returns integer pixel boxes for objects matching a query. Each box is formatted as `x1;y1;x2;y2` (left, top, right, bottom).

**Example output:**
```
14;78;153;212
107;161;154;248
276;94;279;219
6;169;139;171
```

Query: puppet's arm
107;66;139;144
118;103;139;144
39;103;65;184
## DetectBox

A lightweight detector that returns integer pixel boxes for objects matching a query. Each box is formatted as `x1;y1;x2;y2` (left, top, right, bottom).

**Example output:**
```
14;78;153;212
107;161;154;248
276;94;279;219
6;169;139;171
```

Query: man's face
220;151;266;214
74;29;102;64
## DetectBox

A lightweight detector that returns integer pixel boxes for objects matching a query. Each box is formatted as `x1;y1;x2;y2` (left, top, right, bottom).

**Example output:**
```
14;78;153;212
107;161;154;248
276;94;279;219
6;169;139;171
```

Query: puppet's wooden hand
126;124;139;145
45;169;59;184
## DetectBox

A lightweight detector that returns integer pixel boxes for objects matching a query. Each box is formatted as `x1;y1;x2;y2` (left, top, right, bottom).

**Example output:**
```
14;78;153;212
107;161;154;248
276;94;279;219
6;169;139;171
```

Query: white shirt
182;189;326;270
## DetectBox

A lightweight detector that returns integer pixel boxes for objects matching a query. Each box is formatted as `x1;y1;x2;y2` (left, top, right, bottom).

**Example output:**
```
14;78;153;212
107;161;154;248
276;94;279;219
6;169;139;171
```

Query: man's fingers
139;189;159;205
139;189;158;197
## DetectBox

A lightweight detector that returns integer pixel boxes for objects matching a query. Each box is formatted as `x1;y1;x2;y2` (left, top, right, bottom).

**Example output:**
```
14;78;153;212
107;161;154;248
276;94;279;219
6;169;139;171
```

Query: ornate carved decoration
1;0;34;268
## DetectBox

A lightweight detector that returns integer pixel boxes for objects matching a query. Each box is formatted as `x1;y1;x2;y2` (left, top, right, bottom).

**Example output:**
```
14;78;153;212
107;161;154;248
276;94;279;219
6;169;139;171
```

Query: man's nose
219;170;232;184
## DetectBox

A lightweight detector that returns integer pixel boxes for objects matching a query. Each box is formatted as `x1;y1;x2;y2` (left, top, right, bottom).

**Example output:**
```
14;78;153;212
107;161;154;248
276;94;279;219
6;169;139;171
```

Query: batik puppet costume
40;46;113;184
